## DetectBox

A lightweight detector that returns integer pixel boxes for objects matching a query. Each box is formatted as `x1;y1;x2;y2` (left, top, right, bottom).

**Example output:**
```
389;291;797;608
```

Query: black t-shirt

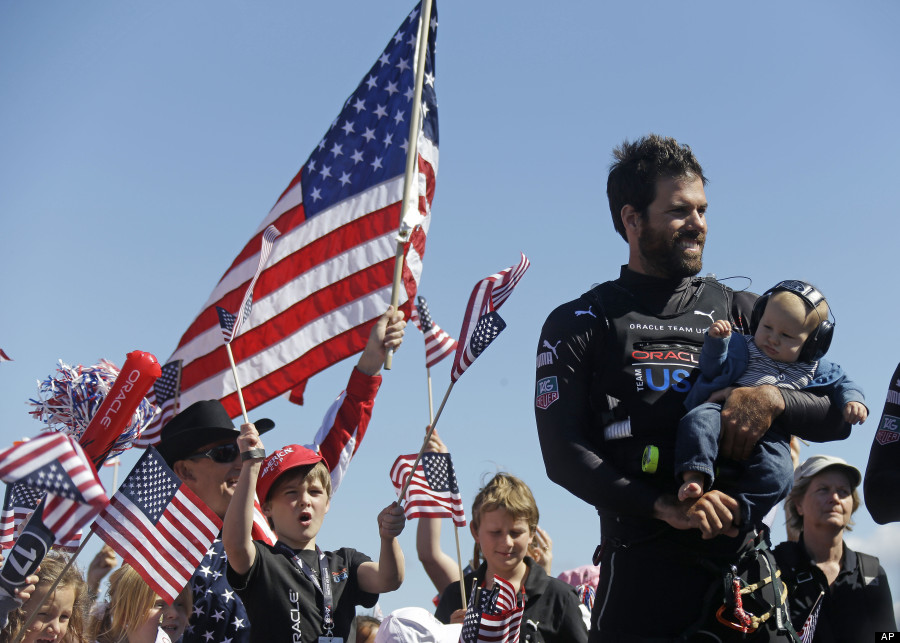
227;542;378;643
774;538;897;641
864;361;900;524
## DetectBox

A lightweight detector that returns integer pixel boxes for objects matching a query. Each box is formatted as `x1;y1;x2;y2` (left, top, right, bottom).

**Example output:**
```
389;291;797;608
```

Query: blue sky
2;0;899;622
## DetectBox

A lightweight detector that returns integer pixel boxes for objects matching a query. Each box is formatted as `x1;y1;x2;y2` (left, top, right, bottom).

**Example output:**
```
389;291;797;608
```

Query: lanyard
277;542;335;636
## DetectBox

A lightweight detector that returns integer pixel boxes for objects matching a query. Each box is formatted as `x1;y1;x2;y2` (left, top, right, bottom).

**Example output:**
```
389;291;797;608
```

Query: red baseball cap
257;444;327;503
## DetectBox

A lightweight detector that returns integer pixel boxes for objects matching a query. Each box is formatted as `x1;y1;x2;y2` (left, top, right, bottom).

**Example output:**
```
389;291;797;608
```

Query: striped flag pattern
460;574;524;643
411;296;457;368
144;1;439;441
135;360;183;448
798;591;824;643
451;254;530;382
0;433;108;547
390;452;466;527
0;483;44;548
91;447;222;603
223;225;280;344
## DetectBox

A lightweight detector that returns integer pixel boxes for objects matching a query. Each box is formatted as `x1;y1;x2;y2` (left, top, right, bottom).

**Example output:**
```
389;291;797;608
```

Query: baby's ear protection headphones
749;280;834;361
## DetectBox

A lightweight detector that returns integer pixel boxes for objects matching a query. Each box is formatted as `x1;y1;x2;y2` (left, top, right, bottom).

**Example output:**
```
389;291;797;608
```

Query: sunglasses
187;442;240;464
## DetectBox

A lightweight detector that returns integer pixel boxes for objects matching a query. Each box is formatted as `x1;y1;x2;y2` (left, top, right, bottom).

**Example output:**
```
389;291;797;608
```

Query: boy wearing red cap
223;426;406;643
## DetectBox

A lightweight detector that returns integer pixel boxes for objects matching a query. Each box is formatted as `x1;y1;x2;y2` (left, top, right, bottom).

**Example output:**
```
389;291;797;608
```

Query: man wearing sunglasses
156;306;405;643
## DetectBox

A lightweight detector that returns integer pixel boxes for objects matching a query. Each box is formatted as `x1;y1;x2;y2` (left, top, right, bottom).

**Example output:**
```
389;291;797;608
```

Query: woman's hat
374;607;462;643
156;400;274;466
794;454;862;488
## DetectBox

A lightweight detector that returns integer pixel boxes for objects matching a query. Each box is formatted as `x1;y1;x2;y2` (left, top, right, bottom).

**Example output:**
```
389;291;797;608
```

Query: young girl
1;551;88;643
89;565;191;643
433;472;586;643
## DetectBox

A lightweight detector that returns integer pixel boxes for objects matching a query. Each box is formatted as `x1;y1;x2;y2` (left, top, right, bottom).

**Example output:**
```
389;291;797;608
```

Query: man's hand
237;422;264;458
653;490;740;539
711;385;784;460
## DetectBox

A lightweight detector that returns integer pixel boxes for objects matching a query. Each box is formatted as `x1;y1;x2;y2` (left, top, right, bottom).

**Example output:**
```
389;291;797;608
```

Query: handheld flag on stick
411;295;456;421
216;225;281;422
459;574;524;643
451;253;530;382
798;591;824;643
152;0;439;433
91;447;222;604
398;254;530;502
0;434;108;598
135;359;182;448
412;296;457;368
390;452;466;527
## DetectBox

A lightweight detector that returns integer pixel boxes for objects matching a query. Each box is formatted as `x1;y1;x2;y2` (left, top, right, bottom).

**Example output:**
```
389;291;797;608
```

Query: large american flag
460;575;523;643
142;1;439;440
91;447;222;604
0;433;108;547
411;295;457;368
451;254;530;382
390;452;465;527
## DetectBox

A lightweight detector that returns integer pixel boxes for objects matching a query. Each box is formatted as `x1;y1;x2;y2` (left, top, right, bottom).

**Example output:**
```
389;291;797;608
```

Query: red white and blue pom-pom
28;359;155;458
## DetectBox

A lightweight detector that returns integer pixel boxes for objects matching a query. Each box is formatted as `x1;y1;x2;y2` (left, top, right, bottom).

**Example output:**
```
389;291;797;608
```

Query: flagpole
11;533;94;643
453;523;467;608
398;381;453;500
424;369;465;607
225;344;251;425
384;0;434;370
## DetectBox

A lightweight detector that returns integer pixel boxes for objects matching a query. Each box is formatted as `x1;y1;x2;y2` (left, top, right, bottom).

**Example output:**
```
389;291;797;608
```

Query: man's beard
638;227;705;278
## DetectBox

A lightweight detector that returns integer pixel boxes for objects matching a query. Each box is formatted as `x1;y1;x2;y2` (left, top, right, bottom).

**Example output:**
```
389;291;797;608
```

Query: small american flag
91;447;222;603
0;433;108;547
451;254;530;382
798;591;824;643
459;575;523;643
0;483;44;548
136;360;183;448
216;306;241;343
411;296;457;368
390;452;465;527
218;225;281;345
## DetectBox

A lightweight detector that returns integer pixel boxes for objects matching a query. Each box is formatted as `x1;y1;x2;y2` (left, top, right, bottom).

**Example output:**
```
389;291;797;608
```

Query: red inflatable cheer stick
79;350;161;469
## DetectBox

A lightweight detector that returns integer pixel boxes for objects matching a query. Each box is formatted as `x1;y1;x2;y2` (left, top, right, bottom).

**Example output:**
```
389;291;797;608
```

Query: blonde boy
223;429;406;643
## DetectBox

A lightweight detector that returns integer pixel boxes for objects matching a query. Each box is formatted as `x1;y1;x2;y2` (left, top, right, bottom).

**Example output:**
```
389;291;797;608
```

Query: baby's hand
708;320;733;339
843;401;868;425
378;502;406;539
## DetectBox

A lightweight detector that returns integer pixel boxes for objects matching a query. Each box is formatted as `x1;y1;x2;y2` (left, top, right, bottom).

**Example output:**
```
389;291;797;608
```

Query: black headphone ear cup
799;320;834;361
